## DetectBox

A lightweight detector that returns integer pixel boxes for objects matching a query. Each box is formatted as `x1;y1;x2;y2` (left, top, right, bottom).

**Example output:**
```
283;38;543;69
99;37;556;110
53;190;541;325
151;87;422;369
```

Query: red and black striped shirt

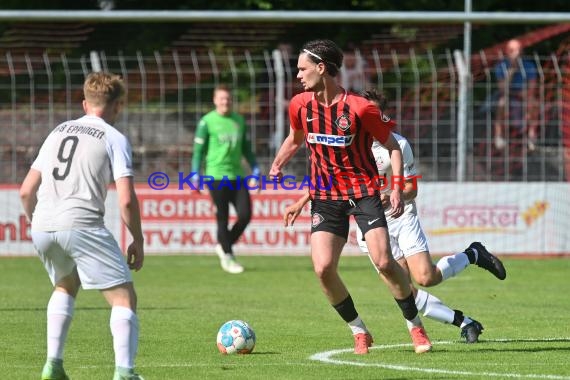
289;90;396;200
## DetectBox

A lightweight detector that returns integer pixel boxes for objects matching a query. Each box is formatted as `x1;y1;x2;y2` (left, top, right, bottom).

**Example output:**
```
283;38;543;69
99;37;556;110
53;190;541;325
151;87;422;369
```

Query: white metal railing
0;48;567;183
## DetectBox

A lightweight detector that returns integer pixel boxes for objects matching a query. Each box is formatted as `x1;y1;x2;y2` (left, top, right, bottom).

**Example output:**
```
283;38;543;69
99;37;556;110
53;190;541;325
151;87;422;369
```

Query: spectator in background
494;38;538;151
339;48;369;93
191;84;259;274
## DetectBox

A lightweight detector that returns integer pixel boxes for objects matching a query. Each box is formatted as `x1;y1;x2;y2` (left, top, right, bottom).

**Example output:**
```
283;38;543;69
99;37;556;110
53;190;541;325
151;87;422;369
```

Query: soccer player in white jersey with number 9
20;72;145;380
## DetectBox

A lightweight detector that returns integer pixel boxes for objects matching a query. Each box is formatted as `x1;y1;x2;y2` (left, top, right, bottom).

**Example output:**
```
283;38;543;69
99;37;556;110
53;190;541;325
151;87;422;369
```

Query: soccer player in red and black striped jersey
269;39;432;354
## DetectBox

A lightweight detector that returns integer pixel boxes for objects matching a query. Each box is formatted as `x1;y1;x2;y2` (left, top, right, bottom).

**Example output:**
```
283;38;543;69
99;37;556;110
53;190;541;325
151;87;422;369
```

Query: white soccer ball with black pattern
216;320;256;354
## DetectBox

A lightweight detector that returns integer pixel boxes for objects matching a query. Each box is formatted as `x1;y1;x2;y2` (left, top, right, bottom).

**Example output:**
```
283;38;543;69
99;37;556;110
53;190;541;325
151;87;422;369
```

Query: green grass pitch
1;255;569;379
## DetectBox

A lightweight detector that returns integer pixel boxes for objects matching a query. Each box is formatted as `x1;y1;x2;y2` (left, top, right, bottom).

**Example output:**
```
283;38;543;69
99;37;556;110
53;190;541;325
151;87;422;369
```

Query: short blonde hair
83;72;125;107
213;84;231;97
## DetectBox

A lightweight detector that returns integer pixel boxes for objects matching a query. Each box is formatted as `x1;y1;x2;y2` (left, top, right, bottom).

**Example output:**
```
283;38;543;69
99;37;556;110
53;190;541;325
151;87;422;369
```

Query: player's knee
370;256;393;274
413;271;440;287
103;282;137;310
237;210;252;224
130;289;138;311
55;268;81;297
313;261;336;280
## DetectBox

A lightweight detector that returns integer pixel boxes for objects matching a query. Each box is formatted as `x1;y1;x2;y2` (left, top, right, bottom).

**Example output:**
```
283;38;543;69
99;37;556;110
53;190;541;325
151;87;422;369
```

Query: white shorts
32;228;132;290
356;211;429;261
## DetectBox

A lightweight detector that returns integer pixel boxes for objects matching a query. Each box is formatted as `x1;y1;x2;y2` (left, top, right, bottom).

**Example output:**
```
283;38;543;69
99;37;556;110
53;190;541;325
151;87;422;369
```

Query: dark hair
301;39;343;77
361;88;388;110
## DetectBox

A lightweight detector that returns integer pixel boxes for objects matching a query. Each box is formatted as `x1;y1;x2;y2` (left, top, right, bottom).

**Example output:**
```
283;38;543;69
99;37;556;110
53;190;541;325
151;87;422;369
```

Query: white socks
110;306;139;369
415;289;455;324
460;316;474;329
436;252;471;281
45;292;139;370
348;316;369;335
46;291;75;360
405;315;424;331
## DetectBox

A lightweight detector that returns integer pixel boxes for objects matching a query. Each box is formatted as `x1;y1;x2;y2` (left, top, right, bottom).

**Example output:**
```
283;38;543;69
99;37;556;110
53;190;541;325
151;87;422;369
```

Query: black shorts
311;196;387;240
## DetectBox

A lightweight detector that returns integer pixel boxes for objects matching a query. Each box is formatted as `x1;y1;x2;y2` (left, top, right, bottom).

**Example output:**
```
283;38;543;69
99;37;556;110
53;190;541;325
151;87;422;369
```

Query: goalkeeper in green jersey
191;85;259;274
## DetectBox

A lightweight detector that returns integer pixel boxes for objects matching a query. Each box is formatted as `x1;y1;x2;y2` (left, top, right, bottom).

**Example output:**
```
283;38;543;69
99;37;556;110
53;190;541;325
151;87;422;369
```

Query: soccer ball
216;320;256;354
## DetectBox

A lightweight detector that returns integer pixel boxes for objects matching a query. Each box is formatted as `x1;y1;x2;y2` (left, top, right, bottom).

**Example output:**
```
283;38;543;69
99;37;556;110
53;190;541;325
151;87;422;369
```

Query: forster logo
307;133;354;146
428;205;520;235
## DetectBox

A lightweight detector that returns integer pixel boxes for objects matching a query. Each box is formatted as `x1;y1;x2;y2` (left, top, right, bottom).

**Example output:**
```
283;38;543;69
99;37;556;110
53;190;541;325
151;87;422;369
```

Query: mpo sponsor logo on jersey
307;133;355;147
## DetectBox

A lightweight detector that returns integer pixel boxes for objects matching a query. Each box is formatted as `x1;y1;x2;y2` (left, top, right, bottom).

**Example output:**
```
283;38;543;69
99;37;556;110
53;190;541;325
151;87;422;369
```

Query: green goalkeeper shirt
191;110;257;180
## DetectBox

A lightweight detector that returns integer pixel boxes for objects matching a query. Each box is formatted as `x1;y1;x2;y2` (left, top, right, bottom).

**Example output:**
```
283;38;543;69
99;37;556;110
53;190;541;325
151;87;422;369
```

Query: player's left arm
116;176;144;271
109;131;144;271
401;180;417;202
19;169;41;221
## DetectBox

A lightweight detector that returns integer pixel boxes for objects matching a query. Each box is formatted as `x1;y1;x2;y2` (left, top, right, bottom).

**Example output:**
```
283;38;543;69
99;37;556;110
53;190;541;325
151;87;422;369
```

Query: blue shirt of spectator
494;58;538;93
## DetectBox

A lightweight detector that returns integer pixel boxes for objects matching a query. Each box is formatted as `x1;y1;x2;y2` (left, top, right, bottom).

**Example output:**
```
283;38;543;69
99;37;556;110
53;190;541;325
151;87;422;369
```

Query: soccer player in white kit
284;89;506;344
19;72;144;380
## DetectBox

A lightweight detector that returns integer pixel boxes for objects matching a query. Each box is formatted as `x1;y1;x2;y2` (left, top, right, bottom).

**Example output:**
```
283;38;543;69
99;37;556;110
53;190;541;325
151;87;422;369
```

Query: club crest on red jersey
312;213;325;227
335;114;351;131
381;114;391;123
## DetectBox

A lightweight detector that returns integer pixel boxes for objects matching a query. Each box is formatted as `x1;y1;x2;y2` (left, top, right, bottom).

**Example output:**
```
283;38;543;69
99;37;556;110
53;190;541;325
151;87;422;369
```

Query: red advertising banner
128;187;361;255
2;183;568;256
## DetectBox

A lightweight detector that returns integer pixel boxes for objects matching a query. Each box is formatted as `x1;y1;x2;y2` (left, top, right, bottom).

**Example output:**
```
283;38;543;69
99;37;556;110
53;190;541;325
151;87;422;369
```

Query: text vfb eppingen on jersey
147;171;421;191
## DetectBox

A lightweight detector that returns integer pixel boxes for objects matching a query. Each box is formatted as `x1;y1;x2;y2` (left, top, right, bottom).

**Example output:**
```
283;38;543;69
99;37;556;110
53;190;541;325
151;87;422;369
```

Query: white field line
309;338;570;380
10;338;570;378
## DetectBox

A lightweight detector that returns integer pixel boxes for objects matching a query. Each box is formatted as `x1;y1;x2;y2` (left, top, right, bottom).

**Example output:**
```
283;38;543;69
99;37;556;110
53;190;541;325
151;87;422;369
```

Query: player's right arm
269;127;305;180
19;169;41;221
270;96;306;180
283;191;310;227
19;135;53;221
191;118;209;193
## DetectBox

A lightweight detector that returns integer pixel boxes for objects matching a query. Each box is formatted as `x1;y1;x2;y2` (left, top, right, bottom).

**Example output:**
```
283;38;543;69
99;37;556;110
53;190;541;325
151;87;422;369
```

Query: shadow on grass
0;306;192;312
